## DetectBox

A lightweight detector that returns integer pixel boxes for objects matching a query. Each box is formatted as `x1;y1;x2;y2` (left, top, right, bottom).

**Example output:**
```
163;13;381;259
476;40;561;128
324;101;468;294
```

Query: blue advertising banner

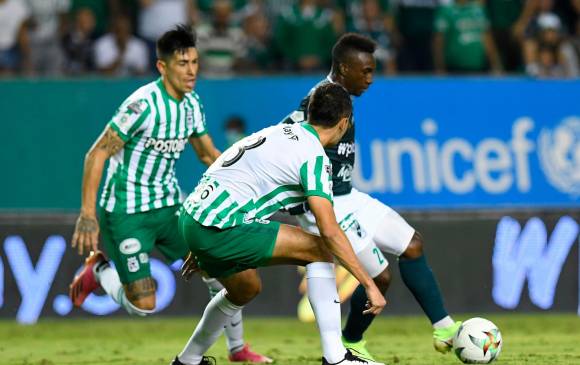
349;79;580;209
1;77;579;210
183;78;580;210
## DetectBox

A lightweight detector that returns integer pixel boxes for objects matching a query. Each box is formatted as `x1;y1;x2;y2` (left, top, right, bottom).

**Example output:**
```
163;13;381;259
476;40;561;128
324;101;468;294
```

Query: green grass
1;314;579;365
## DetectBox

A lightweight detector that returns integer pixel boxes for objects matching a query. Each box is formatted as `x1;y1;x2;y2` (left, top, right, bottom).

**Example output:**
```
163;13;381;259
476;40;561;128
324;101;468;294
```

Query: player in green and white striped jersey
172;84;386;365
69;25;271;363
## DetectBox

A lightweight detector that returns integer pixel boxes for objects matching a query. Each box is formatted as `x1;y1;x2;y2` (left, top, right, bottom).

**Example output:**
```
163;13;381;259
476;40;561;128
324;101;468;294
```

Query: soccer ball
453;317;502;364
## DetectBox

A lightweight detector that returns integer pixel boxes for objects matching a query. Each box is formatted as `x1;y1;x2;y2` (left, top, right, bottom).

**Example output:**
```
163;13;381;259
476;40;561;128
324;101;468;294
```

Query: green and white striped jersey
183;122;333;229
99;78;207;214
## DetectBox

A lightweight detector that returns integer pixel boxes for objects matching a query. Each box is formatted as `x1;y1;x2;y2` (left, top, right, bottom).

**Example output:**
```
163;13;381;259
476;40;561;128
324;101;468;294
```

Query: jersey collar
156;77;182;103
301;122;321;141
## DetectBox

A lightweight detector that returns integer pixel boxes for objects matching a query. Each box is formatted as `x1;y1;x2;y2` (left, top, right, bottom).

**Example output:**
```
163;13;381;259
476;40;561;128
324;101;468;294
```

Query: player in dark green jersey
282;33;461;360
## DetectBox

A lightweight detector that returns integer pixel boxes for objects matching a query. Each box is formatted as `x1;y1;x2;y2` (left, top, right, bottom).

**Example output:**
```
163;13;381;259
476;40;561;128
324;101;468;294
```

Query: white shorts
296;188;415;278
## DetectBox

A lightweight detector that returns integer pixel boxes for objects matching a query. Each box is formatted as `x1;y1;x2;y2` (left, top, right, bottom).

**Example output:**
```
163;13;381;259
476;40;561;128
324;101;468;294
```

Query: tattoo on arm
96;128;125;156
125;277;157;301
77;216;98;233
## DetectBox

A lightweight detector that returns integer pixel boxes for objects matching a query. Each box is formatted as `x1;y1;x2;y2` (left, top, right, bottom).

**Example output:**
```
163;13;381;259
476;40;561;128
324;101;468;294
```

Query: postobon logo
538;117;580;196
145;138;187;153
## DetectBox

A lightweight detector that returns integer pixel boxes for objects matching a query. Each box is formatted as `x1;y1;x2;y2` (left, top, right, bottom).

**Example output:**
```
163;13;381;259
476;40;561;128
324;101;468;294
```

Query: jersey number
222;136;267;167
372;248;385;265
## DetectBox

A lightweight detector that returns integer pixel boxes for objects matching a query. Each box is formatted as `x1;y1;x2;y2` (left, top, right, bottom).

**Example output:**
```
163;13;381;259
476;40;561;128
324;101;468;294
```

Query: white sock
433;315;455;329
96;265;154;317
203;277;245;353
306;262;346;364
179;289;243;365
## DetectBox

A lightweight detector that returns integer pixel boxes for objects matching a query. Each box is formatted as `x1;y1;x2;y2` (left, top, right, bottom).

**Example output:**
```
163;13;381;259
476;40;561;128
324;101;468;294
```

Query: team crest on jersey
186;109;193;124
127;257;140;272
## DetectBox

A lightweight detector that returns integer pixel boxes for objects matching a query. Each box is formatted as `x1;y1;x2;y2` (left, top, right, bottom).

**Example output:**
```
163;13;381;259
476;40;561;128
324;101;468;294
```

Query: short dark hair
156;24;196;60
308;83;352;128
332;33;376;68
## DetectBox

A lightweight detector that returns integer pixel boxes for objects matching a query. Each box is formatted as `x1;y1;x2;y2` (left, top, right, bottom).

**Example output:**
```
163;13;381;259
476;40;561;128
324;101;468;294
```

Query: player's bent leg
268;225;383;365
177;270;258;365
395;231;460;353
202;277;273;364
267;224;333;265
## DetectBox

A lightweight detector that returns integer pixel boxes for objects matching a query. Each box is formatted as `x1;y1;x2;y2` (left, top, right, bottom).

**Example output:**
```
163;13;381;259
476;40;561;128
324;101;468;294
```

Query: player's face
343;52;376;97
158;48;199;96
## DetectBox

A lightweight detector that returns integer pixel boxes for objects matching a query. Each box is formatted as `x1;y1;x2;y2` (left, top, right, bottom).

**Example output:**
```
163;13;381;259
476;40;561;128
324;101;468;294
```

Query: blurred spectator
223;115;247;147
486;0;527;72
197;0;248;24
70;0;110;36
273;0;337;72
573;16;580;62
392;0;439;72
24;0;71;76
0;0;30;75
138;0;197;69
342;0;397;74
62;7;96;75
238;7;275;73
524;12;579;77
94;15;148;76
433;0;503;74
196;0;247;77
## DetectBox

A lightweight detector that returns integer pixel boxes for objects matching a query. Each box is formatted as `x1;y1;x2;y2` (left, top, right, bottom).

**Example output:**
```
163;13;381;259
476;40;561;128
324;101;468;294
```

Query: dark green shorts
99;205;189;284
178;212;280;278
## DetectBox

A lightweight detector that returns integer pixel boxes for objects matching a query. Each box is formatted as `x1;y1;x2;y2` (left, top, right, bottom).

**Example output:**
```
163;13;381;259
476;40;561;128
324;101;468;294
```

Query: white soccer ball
453;317;502;364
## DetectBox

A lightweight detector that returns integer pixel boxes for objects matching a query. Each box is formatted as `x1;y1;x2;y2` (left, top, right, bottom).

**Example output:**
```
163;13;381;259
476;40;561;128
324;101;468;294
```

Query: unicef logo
538;117;580;197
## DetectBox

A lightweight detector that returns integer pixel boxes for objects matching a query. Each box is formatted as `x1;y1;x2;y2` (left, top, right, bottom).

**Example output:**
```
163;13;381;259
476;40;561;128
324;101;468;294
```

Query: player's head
156;24;198;96
308;83;352;146
331;33;377;97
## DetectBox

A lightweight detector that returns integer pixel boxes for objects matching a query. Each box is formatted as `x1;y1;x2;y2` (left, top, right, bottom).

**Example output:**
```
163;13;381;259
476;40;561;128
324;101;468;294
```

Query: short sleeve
108;98;151;141
300;154;333;202
188;93;208;137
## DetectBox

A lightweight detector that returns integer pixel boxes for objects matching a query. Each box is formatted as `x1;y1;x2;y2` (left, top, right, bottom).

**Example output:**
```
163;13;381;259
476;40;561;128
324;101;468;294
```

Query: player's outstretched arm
189;134;221;167
308;196;386;315
72;126;125;255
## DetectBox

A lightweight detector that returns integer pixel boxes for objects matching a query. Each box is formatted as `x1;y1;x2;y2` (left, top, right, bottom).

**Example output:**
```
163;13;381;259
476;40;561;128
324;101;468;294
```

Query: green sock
342;284;376;342
398;255;448;324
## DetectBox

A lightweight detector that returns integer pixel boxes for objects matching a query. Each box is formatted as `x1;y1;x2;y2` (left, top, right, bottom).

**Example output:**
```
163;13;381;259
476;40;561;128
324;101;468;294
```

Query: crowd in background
1;0;579;78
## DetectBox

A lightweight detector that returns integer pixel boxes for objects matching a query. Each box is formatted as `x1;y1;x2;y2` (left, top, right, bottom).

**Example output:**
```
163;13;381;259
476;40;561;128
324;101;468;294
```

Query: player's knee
127;294;156;311
373;267;391;293
124;277;157;312
402;231;424;259
229;280;262;305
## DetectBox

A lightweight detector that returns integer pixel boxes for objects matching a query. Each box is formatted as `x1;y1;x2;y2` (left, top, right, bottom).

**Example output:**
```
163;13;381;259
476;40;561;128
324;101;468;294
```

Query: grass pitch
1;314;579;365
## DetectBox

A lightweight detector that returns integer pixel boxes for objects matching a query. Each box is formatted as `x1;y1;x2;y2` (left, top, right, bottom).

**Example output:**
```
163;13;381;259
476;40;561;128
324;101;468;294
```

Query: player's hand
181;252;201;281
363;284;387;315
71;214;99;255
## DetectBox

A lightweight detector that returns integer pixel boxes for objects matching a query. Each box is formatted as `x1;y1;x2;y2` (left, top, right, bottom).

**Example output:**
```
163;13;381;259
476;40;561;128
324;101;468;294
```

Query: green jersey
435;2;490;71
100;78;207;214
183;123;333;229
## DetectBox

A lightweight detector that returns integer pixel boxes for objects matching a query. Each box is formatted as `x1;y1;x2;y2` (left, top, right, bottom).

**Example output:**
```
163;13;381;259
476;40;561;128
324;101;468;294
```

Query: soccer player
171;84;386;365
282;33;461;359
69;25;271;363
